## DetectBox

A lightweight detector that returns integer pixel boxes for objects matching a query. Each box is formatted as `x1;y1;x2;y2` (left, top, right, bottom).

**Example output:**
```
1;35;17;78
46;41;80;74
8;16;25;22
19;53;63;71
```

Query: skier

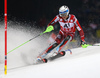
37;5;86;63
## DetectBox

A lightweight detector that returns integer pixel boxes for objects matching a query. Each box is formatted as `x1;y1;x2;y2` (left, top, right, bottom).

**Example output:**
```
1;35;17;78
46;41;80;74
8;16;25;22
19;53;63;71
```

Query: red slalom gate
4;0;7;75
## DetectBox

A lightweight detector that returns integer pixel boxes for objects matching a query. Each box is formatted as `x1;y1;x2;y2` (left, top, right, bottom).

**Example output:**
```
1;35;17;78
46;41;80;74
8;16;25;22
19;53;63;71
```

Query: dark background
7;0;81;21
0;0;99;24
0;0;100;43
1;0;83;21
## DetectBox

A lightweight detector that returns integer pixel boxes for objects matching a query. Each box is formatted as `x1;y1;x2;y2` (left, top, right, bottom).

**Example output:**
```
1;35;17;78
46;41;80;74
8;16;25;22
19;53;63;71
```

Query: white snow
0;22;100;78
1;45;100;78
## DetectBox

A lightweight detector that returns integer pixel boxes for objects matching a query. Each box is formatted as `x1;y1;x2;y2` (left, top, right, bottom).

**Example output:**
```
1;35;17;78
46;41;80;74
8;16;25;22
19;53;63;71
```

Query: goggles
59;10;68;17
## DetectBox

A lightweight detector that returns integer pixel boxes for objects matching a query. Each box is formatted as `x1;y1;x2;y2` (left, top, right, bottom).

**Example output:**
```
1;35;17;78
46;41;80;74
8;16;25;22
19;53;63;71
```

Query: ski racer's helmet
59;5;69;17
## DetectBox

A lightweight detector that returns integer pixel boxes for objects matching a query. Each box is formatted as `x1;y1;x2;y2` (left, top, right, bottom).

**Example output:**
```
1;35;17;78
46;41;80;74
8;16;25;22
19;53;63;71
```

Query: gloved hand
81;39;89;48
44;25;54;33
81;39;86;45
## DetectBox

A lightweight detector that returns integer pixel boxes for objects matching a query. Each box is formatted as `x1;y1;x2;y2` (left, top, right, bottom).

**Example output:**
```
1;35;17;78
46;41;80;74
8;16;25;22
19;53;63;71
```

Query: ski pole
92;45;100;46
82;44;100;48
7;25;54;54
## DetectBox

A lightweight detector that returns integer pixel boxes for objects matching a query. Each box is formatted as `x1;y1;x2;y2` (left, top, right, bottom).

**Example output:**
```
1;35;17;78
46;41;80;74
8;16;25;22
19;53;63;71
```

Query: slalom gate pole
4;0;7;75
7;25;54;54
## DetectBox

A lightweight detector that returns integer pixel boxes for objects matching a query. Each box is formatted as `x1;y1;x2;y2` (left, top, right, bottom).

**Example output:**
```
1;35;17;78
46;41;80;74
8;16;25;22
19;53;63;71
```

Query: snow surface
1;45;100;78
0;21;100;78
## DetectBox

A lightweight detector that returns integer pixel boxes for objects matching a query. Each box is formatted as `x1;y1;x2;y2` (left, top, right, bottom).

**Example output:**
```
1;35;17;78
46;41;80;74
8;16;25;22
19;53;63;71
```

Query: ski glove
81;40;89;48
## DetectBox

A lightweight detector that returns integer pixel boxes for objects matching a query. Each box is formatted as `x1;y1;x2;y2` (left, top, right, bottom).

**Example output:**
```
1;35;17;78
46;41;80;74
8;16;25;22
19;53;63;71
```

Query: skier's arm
74;18;85;42
76;21;85;41
47;15;59;27
74;19;89;48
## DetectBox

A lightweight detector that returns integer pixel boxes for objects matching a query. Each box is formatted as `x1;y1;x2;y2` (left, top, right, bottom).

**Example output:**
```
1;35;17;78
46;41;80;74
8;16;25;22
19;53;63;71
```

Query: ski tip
65;49;72;55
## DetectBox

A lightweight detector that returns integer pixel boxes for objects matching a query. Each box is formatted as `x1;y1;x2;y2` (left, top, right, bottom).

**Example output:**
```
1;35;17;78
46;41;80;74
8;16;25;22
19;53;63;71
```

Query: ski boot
49;51;66;60
42;58;48;63
37;56;48;63
59;51;66;56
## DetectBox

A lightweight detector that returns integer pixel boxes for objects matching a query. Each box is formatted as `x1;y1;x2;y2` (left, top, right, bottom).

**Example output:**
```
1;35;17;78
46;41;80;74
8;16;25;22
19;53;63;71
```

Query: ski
49;49;72;61
48;51;66;61
36;49;72;63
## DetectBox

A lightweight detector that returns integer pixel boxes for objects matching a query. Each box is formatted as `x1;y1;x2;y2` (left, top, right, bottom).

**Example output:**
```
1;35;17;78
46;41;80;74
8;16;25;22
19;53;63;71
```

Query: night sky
1;0;82;22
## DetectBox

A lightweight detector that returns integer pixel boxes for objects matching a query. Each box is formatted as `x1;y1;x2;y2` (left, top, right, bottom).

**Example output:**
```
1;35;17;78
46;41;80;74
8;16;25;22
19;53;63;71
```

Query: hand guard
81;40;89;48
81;39;86;45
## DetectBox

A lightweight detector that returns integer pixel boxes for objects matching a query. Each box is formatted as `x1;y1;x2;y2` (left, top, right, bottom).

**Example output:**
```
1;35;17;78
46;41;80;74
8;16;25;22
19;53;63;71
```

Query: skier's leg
56;35;72;53
48;36;72;60
37;42;59;59
37;31;64;60
37;42;59;63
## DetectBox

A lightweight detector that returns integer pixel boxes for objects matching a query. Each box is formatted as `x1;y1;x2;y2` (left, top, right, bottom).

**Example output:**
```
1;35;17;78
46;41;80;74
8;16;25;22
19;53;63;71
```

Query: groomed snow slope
2;44;100;78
